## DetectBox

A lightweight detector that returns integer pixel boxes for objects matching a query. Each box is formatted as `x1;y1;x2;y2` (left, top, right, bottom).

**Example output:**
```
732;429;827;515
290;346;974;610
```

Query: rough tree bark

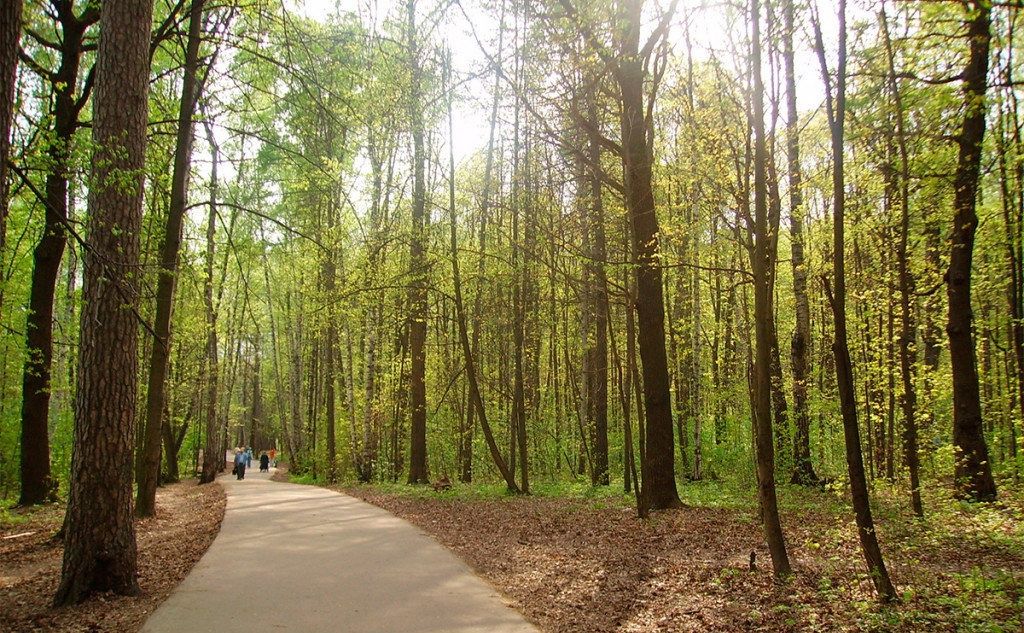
53;0;153;604
614;0;681;510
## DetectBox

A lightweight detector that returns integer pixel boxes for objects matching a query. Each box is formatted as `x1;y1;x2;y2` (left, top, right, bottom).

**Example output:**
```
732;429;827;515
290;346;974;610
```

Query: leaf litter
0;480;225;632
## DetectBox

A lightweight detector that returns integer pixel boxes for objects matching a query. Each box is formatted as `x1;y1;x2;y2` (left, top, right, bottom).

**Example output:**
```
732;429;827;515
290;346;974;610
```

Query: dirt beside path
341;486;1024;632
0;479;226;632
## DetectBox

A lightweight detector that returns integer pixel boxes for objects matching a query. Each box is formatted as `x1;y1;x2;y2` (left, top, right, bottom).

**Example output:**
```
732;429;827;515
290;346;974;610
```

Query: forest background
0;0;1023;625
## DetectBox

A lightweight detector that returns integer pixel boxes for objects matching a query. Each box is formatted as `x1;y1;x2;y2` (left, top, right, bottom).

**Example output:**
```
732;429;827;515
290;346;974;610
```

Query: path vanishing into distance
142;469;538;633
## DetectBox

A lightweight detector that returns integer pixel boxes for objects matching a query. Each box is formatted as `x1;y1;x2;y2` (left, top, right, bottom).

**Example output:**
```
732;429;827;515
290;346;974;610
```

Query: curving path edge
141;469;538;633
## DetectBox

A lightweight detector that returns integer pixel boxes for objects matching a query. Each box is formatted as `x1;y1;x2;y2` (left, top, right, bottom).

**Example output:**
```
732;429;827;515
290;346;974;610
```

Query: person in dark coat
234;449;246;480
260;452;270;472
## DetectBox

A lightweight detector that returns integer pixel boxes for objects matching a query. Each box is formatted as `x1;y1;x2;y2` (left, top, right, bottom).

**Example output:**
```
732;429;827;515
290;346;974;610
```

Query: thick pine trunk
54;0;153;604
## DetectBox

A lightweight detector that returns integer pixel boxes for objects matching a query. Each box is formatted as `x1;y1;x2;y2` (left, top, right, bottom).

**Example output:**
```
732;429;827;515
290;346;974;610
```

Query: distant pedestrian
260;452;270;473
245;447;253;468
234;449;246;480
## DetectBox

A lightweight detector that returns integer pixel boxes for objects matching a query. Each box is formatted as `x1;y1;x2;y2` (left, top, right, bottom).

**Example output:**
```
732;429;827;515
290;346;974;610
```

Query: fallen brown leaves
341;486;1023;632
0;479;225;632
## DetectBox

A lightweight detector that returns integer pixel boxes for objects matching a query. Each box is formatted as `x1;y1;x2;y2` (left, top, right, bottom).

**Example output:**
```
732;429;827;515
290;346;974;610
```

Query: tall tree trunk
18;5;95;507
137;0;205;516
262;241;296;465
510;50;530;493
585;93;610;487
54;0;153;603
947;0;997;502
813;1;897;601
324;251;338;483
406;0;429;484
0;0;21;255
617;0;680;511
881;3;923;517
750;0;791;579
448;135;519;494
998;89;1023;478
783;0;816;486
199;119;220;485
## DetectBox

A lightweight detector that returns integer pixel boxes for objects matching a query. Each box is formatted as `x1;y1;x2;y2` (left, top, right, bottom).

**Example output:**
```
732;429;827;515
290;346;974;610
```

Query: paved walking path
142;468;538;633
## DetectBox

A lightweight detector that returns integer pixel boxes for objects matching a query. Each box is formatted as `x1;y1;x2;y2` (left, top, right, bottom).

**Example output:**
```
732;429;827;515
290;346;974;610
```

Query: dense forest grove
2;0;1024;619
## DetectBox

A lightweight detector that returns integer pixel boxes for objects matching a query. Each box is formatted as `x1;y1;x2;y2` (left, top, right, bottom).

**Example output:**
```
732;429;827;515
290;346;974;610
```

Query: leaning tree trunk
813;0;897;602
947;0;997;503
137;0;205;516
53;0;153;604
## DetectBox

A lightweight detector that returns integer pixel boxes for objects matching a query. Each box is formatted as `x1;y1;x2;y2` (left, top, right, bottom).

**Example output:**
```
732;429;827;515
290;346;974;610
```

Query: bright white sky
289;0;843;163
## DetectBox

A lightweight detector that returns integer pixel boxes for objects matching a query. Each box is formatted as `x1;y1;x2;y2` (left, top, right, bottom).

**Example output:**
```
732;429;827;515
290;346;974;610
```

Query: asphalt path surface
141;468;538;633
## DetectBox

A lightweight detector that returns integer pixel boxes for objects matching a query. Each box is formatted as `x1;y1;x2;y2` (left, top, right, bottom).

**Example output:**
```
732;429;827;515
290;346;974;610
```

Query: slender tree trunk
54;0;153;603
784;0;816;486
813;1;897;601
998;91;1023;478
880;4;923;517
750;0;791;579
324;251;338;483
626;268;648;517
406;0;429;484
199;119;220;484
947;0;997;502
584;93;610;486
137;0;205;515
448;157;519;494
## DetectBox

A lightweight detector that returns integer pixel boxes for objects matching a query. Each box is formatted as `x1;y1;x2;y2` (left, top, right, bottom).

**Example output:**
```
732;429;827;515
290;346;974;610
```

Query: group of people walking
232;447;273;480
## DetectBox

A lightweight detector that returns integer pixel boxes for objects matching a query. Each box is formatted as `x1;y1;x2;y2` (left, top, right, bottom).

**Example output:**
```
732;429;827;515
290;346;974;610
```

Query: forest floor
324;477;1024;632
0;479;225;632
